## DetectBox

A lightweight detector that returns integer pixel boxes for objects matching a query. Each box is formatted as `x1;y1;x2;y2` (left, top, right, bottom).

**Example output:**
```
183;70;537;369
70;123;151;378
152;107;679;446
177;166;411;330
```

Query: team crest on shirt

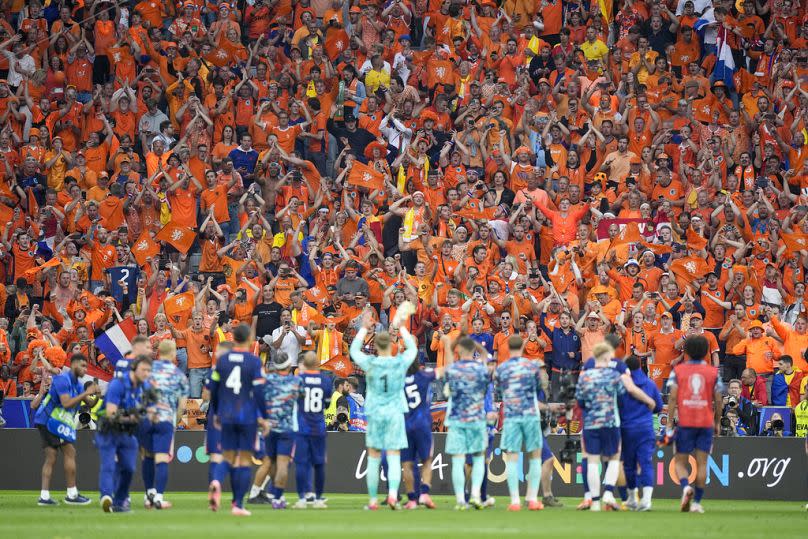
669;188;676;196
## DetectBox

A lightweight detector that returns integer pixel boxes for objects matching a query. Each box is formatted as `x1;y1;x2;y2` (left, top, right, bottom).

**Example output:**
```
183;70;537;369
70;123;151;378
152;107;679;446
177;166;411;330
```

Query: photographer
96;356;153;513
32;354;98;506
721;408;748;437
722;379;757;435
761;413;787;437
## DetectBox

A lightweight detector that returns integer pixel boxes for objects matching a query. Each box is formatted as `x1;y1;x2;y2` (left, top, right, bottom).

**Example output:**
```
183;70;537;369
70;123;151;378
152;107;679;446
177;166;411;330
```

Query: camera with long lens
98;387;159;434
557;371;577;403
719;416;732;436
727;396;738;408
336;411;349;425
77;404;93;428
771;418;784;431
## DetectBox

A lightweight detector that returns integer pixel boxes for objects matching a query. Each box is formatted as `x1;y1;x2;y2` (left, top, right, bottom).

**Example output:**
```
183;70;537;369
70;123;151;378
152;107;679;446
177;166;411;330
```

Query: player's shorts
500;416;543;453
139;420;175;454
295;434;326;465
402;427;433;462
582;427;621;457
37;424;65;449
366;411;408;450
446;421;488;455
206;423;222;454
674;427;713;454
266;431;295;459
221;422;259;452
541;434;553;462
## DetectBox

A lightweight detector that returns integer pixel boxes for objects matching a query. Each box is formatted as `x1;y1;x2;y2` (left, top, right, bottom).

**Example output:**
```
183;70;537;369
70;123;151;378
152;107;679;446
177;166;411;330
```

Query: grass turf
0;491;804;538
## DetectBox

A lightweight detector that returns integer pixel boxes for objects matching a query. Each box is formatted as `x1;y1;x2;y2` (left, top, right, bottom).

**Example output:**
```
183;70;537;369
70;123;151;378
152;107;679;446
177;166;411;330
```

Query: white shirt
3;51;35;87
270;325;308;366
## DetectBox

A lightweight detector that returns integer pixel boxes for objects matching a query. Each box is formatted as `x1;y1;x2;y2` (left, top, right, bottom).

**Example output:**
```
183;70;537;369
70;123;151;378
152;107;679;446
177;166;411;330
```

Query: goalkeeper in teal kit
349;303;418;510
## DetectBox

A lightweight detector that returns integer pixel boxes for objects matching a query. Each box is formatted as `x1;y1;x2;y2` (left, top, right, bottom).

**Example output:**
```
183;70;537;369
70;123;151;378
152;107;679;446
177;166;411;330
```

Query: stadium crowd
0;0;807;438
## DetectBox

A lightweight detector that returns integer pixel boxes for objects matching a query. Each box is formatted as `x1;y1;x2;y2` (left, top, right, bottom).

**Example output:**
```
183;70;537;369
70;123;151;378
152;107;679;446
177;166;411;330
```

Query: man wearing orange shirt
730;319;780;379
88;228;117;293
493;311;516;365
647;312;684;389
171;312;216;398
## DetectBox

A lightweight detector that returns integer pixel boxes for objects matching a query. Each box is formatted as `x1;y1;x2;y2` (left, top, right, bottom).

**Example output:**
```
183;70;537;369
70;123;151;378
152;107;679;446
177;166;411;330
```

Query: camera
771;418;784;431
336;412;349;424
727;396;738;408
97;387;158;434
77;404;93;428
558;437;581;465
556;370;577;403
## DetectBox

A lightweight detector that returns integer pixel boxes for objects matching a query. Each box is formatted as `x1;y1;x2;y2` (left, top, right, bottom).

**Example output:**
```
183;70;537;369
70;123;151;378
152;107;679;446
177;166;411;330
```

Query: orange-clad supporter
730;320;781;375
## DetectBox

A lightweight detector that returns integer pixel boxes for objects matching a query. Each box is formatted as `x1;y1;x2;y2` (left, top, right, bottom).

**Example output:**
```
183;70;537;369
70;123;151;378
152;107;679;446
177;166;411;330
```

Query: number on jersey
304;387;324;412
225;366;242;395
405;384;421;409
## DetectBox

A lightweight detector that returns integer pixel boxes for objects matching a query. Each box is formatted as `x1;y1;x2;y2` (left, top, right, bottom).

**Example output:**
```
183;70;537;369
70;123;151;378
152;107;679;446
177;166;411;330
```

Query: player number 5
225;366;242;395
405;384;421;409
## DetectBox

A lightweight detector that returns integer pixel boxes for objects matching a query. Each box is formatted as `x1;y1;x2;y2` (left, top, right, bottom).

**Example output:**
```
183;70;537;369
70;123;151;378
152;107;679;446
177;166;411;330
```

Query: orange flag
781;232;808;254
686;228;709;251
347;161;385;191
321;355;353;378
611;222;642;247
455;199;496;220
641;241;673;255
132;231;161;266
23;256;62;277
324;29;350;61
669;256;711;288
163;291;195;328
27;188;39;217
155;222;196;254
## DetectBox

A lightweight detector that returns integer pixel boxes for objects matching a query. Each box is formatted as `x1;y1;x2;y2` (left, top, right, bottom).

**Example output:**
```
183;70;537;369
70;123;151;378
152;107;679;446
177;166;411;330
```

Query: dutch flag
94;318;138;363
714;25;736;90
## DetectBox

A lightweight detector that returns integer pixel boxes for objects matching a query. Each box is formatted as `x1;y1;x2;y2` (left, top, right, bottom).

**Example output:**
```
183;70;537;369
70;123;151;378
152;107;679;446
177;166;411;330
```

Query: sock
451;456;466;503
407;491;417;501
40;489;50;500
506;459;520;505
419;483;430;495
295;464;309;499
679;478;689;488
232;466;249;507
582;458;590;498
480;469;489;501
66;486;78;498
142;456;155;491
274;485;285;498
366;456;381;501
629;488;638;503
603;460;620;490
387;454;401;499
314;464;326;499
249;485;262;498
618;486;628;501
412;464;421;497
694;486;704;503
587;459;601;500
155;463;169;494
471;455;485;499
525;458;541;502
216;461;229;484
641;487;653;505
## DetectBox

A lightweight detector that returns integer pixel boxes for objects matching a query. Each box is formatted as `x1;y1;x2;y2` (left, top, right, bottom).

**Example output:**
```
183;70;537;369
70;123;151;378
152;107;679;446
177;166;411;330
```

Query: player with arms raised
208;324;267;516
349;302;418;510
666;335;723;514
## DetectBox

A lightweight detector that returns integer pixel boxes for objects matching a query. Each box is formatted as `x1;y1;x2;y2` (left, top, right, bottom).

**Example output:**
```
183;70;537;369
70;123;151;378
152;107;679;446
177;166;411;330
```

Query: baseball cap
660;312;673;319
690;312;703;320
749;320;764;329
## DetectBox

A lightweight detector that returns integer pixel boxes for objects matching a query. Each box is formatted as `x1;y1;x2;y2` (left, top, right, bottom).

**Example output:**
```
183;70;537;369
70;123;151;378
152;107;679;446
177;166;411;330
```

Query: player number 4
225;366;242;395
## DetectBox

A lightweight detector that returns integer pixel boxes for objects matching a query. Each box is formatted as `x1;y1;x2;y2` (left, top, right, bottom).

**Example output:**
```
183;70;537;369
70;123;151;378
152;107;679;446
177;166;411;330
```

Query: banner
0;430;804;500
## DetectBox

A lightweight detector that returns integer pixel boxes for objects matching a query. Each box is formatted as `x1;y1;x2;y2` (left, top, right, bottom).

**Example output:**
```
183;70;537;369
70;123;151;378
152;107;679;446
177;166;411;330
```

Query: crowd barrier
0;430;804;500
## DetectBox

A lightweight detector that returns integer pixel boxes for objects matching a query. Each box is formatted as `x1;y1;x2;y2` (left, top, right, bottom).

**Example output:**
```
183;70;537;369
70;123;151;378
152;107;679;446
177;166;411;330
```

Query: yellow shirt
628;50;659;85
581;39;609;62
44;151;69;192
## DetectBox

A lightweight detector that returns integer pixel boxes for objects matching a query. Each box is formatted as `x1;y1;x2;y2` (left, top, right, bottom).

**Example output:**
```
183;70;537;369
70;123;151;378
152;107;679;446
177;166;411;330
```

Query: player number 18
304;387;324;412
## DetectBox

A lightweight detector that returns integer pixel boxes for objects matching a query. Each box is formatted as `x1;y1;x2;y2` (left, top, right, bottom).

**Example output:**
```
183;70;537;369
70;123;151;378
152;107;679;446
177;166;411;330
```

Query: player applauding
349;303;418;510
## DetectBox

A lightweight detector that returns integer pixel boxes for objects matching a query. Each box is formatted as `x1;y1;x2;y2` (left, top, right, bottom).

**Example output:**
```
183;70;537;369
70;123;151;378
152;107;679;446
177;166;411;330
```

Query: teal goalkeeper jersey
350;331;418;415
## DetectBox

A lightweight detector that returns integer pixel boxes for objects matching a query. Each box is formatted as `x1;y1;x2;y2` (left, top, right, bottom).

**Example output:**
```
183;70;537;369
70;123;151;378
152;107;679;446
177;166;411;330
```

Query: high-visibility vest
794;400;808;438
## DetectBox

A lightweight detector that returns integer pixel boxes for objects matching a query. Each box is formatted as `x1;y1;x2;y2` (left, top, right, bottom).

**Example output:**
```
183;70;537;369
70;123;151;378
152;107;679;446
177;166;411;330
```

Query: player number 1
381;374;388;393
225;366;242;395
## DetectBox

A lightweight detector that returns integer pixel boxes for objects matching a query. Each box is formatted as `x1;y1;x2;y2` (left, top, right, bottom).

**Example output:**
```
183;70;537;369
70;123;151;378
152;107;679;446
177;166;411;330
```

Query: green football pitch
0;492;804;538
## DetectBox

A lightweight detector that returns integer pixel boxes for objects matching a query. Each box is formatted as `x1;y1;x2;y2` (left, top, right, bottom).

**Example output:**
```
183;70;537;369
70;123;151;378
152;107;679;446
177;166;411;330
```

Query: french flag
95;318;137;363
714;25;736;90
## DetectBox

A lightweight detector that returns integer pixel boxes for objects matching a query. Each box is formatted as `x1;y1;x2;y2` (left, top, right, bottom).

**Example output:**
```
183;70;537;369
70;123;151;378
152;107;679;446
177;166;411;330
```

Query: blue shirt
149;359;190;423
297;370;333;436
228;147;259;175
113;357;134;379
105;374;150;412
263;372;303;433
576;367;625;429
210;349;265;424
470;332;494;356
106;266;140;304
618;368;662;435
538;313;581;370
495;357;542;418
404;368;435;430
33;371;83;426
445;359;489;425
